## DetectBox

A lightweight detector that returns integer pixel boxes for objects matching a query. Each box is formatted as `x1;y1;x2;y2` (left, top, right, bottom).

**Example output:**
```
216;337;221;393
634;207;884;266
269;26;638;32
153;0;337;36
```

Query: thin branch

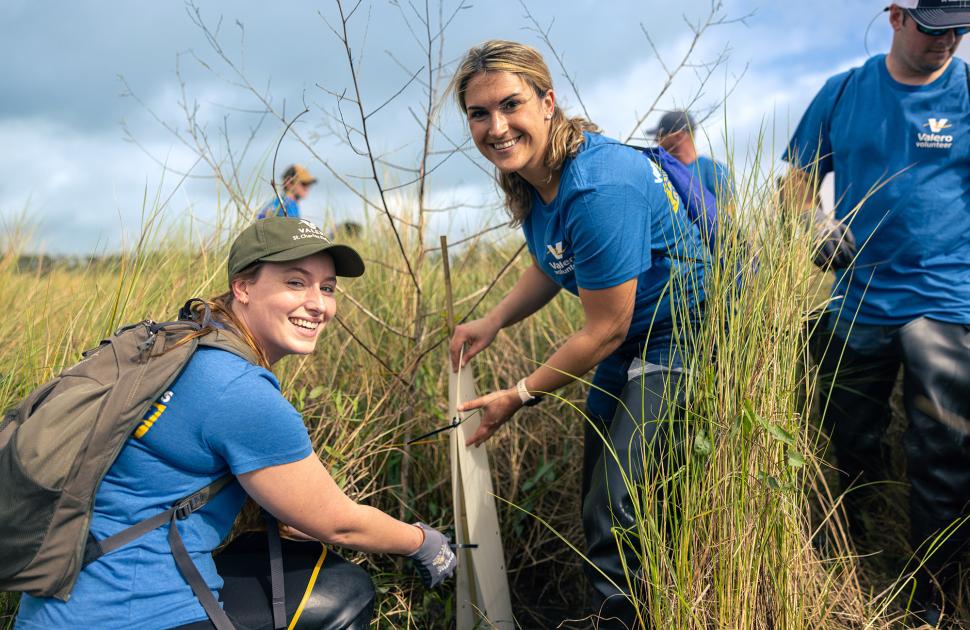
269;104;311;213
519;1;590;120
336;286;413;340
458;242;526;323
332;0;421;291
333;314;410;386
365;65;425;120
423;222;508;252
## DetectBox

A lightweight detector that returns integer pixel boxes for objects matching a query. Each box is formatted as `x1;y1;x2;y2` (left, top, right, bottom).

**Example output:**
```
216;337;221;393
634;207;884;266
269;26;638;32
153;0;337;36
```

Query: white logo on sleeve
546;241;565;260
545;241;574;275
916;117;954;149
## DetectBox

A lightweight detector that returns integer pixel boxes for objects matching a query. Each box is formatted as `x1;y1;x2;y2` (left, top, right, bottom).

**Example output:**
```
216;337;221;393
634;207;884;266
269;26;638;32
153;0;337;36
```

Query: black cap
648;110;697;138
895;0;970;28
228;217;365;282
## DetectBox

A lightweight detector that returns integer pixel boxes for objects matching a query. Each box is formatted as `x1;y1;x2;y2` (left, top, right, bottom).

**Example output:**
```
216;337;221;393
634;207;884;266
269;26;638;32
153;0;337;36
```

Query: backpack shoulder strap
83;474;236;629
198;328;261;366
177;298;262;366
83;475;233;564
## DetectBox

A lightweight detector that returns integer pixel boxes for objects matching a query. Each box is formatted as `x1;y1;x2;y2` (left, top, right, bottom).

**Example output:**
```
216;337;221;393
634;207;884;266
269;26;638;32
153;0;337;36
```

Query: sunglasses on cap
915;22;970;37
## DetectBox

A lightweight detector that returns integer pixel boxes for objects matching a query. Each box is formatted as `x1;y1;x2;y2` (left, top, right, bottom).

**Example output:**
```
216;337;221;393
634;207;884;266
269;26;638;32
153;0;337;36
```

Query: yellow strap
286;544;328;630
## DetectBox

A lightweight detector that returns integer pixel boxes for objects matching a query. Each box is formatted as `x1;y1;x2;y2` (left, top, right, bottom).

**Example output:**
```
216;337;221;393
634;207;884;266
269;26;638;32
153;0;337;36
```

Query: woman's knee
301;554;375;629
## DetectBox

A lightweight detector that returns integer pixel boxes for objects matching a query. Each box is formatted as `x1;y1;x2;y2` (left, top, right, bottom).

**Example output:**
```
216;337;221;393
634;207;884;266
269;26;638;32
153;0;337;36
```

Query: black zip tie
450;543;478;549
406;409;481;445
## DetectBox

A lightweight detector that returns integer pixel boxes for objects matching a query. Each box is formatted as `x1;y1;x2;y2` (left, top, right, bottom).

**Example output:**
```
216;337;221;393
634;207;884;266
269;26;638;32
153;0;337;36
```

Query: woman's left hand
458;388;523;447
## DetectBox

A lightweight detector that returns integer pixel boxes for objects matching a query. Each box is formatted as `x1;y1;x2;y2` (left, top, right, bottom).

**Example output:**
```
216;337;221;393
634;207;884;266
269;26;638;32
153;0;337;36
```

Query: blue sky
1;1;966;254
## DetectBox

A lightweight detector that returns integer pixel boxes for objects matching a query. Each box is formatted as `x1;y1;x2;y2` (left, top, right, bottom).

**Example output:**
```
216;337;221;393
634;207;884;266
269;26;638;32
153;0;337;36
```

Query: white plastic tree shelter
449;360;515;629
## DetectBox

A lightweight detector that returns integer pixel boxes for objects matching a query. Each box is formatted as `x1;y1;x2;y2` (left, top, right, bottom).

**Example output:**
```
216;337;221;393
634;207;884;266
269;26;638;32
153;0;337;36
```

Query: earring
545;113;553;120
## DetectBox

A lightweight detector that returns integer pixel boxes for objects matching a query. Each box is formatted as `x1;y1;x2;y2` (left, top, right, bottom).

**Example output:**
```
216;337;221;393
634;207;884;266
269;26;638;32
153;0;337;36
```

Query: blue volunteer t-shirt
785;54;970;325
690;155;732;203
16;348;313;630
522;131;708;355
257;196;301;219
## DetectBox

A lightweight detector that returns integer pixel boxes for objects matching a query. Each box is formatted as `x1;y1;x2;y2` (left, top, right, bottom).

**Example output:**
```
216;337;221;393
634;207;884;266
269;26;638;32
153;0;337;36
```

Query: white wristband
516;377;535;404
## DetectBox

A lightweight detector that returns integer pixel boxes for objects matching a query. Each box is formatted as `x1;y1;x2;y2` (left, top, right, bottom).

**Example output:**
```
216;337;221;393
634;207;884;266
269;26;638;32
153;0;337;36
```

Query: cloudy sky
1;1;967;254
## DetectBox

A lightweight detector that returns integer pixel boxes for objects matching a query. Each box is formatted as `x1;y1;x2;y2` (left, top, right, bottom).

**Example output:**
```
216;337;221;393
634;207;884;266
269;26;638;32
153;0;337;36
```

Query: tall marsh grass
0;170;943;628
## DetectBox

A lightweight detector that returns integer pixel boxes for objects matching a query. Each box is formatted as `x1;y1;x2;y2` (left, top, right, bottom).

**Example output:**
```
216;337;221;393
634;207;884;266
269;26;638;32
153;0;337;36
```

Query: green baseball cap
228;217;365;281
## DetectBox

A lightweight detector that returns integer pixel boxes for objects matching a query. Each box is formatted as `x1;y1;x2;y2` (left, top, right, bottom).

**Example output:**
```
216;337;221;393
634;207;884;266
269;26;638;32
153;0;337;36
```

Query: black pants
581;367;686;629
172;533;374;630
816;316;970;597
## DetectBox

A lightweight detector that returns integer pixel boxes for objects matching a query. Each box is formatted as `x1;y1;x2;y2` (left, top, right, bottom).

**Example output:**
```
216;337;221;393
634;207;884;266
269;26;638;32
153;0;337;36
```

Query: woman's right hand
449;316;501;371
408;523;458;588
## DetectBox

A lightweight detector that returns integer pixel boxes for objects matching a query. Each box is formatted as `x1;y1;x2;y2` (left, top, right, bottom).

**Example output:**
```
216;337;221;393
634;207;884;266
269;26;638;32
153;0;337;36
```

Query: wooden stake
441;235;455;336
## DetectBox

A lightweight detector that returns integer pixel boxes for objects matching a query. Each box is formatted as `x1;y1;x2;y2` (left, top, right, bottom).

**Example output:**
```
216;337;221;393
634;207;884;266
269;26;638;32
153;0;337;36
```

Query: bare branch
623;0;751;143
333;314;410;386
331;0;421;291
458;243;526;322
336;286;413;339
423;222;508;252
519;1;591;120
365;65;426;120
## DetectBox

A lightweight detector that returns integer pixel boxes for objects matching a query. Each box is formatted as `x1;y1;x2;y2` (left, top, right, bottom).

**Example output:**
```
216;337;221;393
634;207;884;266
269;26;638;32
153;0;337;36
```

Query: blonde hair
451;40;600;225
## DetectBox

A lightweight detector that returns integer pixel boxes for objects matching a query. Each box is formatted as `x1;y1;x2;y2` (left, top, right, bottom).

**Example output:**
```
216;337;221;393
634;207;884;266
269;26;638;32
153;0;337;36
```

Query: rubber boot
582;369;684;629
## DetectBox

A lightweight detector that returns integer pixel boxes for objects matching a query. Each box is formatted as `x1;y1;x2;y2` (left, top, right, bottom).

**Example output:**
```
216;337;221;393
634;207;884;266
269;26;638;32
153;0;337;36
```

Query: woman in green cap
15;217;455;630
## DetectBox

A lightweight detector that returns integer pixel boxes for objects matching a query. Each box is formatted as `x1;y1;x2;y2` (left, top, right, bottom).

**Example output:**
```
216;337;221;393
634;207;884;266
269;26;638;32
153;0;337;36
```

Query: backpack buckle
174;494;206;520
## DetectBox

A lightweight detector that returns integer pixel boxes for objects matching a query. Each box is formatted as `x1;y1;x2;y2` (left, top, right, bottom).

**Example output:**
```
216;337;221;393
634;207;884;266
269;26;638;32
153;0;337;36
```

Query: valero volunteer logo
917;117;955;149
545;241;574;276
546;241;565;260
293;218;332;242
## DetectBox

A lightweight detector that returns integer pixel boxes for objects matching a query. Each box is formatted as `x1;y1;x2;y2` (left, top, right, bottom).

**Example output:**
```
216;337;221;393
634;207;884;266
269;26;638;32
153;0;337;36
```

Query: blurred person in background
256;164;317;220
652;109;734;207
784;2;970;625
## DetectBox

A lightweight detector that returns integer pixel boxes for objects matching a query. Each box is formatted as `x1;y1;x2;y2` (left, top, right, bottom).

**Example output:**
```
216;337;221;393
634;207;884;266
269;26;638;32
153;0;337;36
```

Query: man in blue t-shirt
651;109;734;206
785;2;970;621
256;163;317;219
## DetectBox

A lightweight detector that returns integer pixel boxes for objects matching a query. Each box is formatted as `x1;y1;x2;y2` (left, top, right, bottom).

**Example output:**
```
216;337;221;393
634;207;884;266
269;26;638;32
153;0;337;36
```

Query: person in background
651;109;733;205
785;2;970;625
256;164;317;219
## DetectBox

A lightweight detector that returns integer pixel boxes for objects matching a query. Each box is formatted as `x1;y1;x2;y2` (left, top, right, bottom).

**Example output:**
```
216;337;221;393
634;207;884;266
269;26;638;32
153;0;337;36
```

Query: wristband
516;378;543;406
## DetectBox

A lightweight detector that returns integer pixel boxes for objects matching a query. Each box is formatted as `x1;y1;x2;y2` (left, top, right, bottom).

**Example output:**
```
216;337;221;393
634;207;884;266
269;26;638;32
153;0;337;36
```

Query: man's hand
812;208;857;270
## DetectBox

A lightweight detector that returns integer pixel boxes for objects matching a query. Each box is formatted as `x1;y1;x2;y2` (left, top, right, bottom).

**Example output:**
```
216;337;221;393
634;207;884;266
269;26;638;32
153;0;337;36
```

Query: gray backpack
0;299;265;630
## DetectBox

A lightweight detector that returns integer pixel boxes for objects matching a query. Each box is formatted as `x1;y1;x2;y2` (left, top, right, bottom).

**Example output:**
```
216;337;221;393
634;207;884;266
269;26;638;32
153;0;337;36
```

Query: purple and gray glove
408;522;457;588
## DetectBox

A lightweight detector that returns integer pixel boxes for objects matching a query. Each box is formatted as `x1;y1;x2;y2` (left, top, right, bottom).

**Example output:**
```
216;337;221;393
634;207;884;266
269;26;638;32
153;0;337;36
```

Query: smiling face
230;253;337;365
891;7;963;77
464;71;555;187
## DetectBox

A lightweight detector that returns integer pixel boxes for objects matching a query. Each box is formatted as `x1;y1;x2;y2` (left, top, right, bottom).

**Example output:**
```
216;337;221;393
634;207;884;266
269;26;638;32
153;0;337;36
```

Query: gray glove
812;208;857;270
408;523;457;588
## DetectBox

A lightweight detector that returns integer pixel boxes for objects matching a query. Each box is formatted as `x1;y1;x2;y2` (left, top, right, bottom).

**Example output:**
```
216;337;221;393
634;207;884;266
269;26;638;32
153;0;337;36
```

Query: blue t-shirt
690;155;732;203
785;54;970;325
522;132;708;355
16;348;313;630
256;196;301;219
